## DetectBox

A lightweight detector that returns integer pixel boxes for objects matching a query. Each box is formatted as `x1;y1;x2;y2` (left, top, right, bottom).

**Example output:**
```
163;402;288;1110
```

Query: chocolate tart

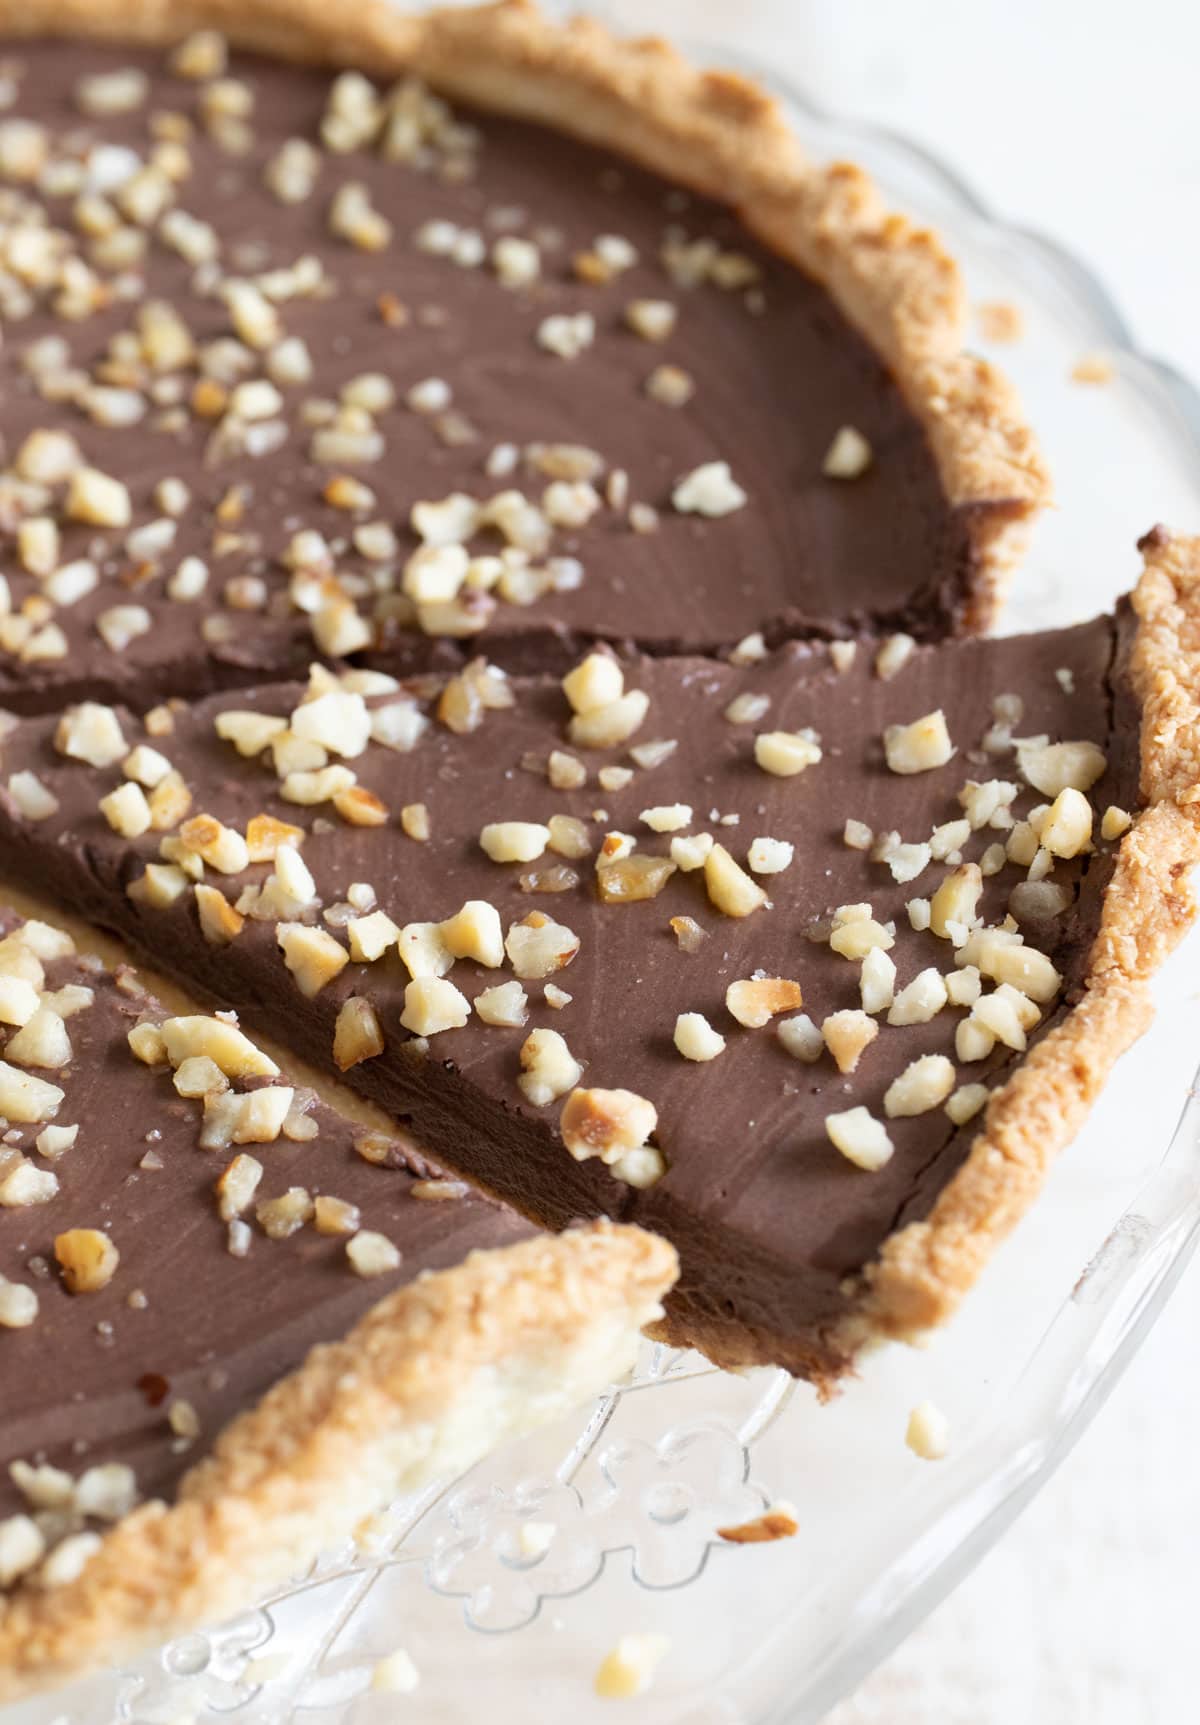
0;530;1196;1391
0;0;1046;714
0;906;674;1700
0;4;1194;1705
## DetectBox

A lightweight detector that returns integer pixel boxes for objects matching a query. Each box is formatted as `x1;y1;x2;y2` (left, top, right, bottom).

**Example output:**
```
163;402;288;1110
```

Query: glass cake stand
8;29;1200;1725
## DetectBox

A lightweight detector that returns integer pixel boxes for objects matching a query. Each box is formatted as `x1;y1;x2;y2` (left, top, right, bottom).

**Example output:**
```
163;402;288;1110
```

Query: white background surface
603;3;1200;1720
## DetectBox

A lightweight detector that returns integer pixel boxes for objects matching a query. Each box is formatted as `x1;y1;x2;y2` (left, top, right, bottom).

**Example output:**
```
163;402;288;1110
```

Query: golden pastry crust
0;0;1050;632
0;1221;677;1703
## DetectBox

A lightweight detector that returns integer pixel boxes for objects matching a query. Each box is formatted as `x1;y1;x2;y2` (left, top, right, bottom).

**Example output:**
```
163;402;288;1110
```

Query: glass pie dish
7;26;1200;1725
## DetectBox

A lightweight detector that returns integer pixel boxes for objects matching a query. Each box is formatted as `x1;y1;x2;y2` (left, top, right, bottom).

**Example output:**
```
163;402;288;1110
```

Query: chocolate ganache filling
0;38;983;715
0;926;534;1525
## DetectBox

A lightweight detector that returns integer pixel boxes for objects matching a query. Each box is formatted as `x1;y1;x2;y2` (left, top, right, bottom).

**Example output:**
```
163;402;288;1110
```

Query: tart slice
0;530;1195;1386
0;908;675;1702
0;2;1045;713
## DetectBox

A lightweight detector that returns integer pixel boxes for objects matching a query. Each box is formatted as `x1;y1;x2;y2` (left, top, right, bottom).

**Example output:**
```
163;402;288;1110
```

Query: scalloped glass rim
7;30;1200;1725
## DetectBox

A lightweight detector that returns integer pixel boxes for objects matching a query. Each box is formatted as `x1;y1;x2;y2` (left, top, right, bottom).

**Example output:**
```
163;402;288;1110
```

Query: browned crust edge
845;527;1200;1344
0;0;1049;632
0;1221;677;1703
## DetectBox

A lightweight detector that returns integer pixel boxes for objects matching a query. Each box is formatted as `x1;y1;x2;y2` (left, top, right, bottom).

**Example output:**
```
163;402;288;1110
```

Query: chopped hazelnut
717;1504;799;1544
1040;786;1093;858
441;900;505;968
179;814;249;874
256;1186;315;1239
55;702;126;768
569;691;650;750
215;1153;264;1221
170;29;228;79
400;802;431;841
174;1054;228;1098
825;1106;893;1171
160;1014;278;1079
245;815;305;863
147;773;193;831
625;298;677;341
669;915;707;953
475;980;529;1028
7;773;59;823
822;425;872;478
0;1156;58;1207
35;1123;78;1160
645;363;694;406
673;1012;726;1062
0;975;40;1028
128;863;190;913
546;814;591;860
726;977;803;1028
334;997;385;1069
277;923;350;996
334;786;390;828
536;312;595;360
1017;739;1107;797
65;466;131;528
906;1400;951;1460
127;1021;167;1065
560;1086;657;1166
194;883;245;946
640;803;692;833
397;921;453;980
594;1634;671;1700
929;863;984;940
945;965;983;1008
4;1006;71;1070
1101;805;1133;841
860;947;897;1014
400;976;471;1036
946;1082;989;1126
55;1228;119;1293
887;967;949;1026
0;1280;38;1330
885;1053;957;1117
883;710;954;774
754;730;822;777
314;1195;362;1236
670;831;714;872
964;930;1061;1002
597;850;677;903
347;1230;401;1277
346;910;400;964
775;1013;823;1063
518;1028;584;1106
829;909;894;961
671;460;746;517
971;986;1035;1051
821;1009;879;1074
704;844;767;917
875;633;916;680
480;820;551;864
505;912;581;979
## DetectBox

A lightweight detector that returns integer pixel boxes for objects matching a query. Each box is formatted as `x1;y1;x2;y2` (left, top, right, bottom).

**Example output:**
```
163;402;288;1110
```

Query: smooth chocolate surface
0;931;533;1524
0;39;977;713
0;614;1139;1377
